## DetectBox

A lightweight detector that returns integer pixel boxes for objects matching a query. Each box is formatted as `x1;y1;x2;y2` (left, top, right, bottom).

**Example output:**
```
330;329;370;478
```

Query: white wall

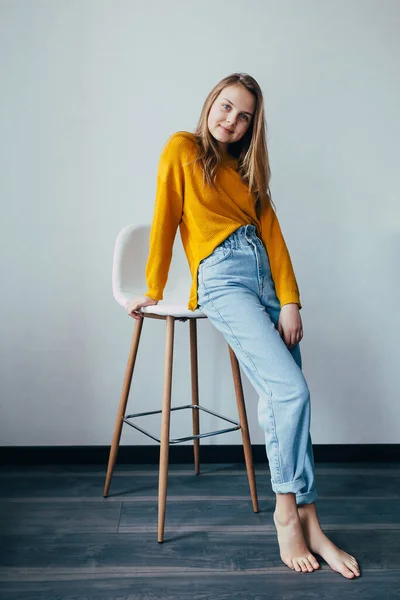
1;0;399;446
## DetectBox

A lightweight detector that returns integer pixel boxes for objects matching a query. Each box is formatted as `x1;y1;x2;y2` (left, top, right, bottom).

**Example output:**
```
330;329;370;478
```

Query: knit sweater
145;131;301;311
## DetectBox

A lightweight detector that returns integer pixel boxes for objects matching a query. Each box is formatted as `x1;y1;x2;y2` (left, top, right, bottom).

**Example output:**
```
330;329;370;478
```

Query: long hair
191;72;275;214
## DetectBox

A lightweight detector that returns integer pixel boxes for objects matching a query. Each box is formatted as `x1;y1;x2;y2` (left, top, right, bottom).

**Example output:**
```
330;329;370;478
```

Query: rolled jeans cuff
271;476;306;495
296;489;319;505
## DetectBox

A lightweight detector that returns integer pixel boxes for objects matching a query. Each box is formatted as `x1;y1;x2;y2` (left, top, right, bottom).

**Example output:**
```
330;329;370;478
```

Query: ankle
273;508;299;526
297;502;316;511
275;491;297;513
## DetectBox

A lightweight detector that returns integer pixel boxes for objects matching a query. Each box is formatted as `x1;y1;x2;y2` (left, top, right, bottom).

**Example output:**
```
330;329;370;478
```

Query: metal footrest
123;404;240;445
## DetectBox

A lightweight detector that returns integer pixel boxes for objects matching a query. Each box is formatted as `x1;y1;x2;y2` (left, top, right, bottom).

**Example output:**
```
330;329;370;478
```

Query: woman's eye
222;104;248;121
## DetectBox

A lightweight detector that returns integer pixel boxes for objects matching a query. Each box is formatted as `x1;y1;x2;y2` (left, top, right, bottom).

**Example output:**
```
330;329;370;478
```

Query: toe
349;556;360;569
286;559;294;570
294;560;302;572
304;558;314;572
346;559;360;576
300;559;308;572
343;565;355;578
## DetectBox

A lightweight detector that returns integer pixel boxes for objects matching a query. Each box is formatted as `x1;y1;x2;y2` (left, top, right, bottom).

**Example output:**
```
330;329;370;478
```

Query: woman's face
207;84;256;152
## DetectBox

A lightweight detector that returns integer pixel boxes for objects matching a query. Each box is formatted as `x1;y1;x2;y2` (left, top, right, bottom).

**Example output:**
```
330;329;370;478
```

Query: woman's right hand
126;295;158;320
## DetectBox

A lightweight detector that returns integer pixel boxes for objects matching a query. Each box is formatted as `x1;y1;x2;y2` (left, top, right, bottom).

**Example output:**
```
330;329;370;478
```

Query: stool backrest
112;224;192;307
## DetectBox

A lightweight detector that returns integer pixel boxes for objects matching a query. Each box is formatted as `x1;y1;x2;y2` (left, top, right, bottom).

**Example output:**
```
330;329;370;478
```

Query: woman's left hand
278;303;303;349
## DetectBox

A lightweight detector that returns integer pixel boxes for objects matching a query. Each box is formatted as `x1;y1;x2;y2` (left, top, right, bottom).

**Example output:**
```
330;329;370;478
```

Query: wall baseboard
0;444;399;466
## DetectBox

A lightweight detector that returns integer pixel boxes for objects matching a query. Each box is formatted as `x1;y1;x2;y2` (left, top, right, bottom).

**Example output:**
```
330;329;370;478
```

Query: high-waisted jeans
197;224;318;505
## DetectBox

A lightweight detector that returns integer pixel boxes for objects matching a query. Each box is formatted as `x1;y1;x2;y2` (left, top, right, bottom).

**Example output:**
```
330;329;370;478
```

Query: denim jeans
197;224;318;505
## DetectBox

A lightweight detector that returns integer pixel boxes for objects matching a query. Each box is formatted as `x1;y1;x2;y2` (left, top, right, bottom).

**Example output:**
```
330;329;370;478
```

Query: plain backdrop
1;0;399;446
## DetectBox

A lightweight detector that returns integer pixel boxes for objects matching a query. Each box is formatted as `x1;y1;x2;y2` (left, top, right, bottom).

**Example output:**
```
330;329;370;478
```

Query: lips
220;125;233;133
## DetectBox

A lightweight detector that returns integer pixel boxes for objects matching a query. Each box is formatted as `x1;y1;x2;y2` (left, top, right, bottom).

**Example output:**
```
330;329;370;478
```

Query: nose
226;114;236;127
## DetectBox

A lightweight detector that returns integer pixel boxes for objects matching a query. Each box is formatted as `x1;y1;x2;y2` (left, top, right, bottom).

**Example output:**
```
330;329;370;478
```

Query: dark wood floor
0;462;399;599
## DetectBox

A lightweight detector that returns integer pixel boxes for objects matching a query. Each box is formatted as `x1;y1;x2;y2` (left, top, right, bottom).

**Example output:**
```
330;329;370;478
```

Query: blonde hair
191;72;275;215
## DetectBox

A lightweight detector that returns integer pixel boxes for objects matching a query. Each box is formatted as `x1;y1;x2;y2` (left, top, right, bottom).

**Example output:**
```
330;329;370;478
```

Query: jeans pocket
200;246;233;269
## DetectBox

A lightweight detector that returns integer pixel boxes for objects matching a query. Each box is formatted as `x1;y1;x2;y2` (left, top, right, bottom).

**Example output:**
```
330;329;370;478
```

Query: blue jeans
197;224;318;505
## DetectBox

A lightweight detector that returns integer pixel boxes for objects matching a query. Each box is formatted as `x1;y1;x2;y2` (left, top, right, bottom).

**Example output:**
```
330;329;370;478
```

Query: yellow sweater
145;131;301;311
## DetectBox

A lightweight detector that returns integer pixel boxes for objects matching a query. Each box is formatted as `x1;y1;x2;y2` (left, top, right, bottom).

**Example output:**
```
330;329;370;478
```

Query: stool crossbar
124;404;241;444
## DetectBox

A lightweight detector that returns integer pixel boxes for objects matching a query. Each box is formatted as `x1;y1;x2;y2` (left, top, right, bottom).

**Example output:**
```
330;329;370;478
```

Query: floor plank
0;502;122;535
0;529;398;570
0;469;399;499
1;571;400;600
118;497;400;532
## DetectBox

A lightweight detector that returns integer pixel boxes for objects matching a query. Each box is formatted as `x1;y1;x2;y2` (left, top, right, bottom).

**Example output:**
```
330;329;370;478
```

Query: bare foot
273;509;320;573
298;503;361;579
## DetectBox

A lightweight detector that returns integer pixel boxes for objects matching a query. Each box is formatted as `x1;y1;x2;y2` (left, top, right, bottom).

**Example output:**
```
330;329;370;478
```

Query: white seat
112;223;206;319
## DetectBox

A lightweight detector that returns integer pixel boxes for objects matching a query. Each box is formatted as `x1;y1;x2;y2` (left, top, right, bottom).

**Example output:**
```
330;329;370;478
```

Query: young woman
126;73;360;579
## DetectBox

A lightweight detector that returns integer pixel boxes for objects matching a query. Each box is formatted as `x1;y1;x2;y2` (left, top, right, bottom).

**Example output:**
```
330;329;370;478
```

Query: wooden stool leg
228;345;259;513
190;319;200;475
158;316;175;543
104;317;144;497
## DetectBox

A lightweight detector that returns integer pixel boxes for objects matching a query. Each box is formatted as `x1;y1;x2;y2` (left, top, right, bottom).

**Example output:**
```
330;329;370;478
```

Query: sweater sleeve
259;199;302;309
144;134;185;301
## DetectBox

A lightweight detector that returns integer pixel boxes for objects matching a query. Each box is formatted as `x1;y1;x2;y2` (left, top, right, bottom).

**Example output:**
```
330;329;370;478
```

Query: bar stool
103;224;259;542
